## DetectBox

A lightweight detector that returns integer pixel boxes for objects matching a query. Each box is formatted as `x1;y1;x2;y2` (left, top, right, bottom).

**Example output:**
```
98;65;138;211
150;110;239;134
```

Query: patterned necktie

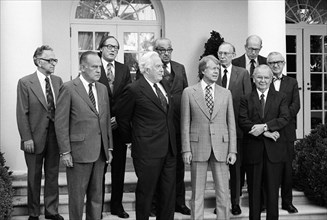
250;59;256;77
107;62;114;92
260;93;265;118
88;83;97;111
222;69;228;88
153;83;168;112
205;85;214;115
45;77;55;120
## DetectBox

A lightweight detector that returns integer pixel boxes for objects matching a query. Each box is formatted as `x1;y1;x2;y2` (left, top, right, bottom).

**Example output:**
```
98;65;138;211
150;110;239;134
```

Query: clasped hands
182;152;236;165
249;124;280;141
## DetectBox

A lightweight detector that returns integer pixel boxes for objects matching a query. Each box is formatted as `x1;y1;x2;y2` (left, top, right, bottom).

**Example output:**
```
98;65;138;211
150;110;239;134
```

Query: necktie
260;93;265;118
107;63;114;92
205;85;214;115
45;77;55;120
88;83;97;111
222;69;228;88
250;59;256;77
153;83;168;112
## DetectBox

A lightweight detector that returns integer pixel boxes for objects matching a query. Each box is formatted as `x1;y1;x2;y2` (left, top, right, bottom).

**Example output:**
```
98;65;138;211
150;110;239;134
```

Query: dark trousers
67;150;106;220
133;152;176;220
246;150;282;220
24;121;60;217
110;130;128;211
230;138;242;205
281;141;295;205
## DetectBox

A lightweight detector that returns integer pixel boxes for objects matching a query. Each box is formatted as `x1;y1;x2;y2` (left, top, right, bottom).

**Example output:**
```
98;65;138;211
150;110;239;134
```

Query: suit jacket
232;54;267;68
117;75;176;159
98;60;131;116
239;89;290;164
181;83;237;162
16;72;63;154
55;77;113;163
271;76;300;142
161;60;188;142
217;65;252;137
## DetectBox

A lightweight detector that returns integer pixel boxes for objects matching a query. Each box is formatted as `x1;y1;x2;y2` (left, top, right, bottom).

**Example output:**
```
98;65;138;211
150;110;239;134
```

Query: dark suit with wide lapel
217;65;251;206
232;54;267;68
16;72;63;217
98;59;132;212
117;75;177;220
239;89;289;220
159;60;189;207
55;77;112;220
272;76;300;206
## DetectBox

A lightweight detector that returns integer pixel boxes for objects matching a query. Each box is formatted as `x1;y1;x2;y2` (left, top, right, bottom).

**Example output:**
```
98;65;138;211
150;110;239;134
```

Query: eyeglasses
156;48;173;54
217;51;234;56
267;61;285;66
246;47;261;52
39;58;58;65
103;44;119;51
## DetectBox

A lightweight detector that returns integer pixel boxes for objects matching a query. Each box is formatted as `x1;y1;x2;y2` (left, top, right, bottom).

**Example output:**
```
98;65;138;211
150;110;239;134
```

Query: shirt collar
245;55;258;64
256;88;269;98
36;70;49;80
101;58;115;68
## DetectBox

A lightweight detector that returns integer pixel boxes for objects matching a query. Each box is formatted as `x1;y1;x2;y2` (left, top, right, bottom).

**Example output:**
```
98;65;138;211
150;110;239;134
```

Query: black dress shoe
45;214;64;220
175;204;191;215
28;217;39;220
149;209;156;217
282;204;298;213
214;208;217;214
111;210;129;218
231;204;242;215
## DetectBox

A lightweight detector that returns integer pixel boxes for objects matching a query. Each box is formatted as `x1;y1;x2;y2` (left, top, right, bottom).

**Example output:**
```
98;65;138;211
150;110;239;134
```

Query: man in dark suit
153;37;190;215
117;51;177;220
216;42;252;215
239;64;290;220
55;51;113;220
16;45;64;220
97;35;131;219
232;35;267;83
267;52;300;214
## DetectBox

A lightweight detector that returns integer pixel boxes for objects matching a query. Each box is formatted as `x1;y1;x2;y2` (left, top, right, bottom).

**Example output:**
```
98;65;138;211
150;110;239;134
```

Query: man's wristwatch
263;124;268;132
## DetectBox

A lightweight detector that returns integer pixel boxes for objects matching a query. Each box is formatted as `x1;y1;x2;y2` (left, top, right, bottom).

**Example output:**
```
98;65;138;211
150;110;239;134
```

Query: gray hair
139;51;160;74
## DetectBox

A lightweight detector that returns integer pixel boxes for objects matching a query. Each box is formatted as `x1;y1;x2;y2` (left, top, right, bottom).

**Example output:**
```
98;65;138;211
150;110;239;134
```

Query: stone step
12;189;316;216
10;204;327;220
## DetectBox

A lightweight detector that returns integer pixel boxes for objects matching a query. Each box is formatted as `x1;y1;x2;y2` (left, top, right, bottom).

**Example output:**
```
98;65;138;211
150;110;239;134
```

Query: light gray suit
181;82;237;220
55;77;113;220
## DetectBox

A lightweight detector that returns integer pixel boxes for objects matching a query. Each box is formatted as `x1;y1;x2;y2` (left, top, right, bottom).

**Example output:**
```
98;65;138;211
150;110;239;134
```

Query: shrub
0;151;14;219
293;124;327;207
200;30;224;60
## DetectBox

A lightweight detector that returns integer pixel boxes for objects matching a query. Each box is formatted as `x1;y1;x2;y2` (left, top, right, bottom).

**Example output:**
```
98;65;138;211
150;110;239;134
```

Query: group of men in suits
16;34;300;220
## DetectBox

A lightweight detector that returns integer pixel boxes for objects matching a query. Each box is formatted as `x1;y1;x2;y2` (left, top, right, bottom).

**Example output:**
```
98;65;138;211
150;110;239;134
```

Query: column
248;0;286;71
0;0;43;172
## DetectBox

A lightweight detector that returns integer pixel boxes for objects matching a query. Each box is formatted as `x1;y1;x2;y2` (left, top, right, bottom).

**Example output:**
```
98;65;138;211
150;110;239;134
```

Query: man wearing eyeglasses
267;52;300;214
16;45;64;220
141;38;190;216
216;42;252;216
233;35;267;86
97;35;132;219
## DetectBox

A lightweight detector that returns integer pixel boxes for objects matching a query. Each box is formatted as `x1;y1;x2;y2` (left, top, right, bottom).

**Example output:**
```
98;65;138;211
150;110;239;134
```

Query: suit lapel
264;89;275;119
74;78;98;115
211;84;222;119
140;77;166;113
29;72;48;110
95;82;104;117
193;83;211;119
170;61;179;90
228;66;238;90
49;75;60;101
251;90;262;119
113;61;122;96
217;69;222;86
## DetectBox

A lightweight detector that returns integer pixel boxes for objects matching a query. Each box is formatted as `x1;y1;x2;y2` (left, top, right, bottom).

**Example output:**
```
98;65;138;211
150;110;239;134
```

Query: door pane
311;35;322;53
78;32;93;50
286;54;296;72
311;74;322;91
286;35;296;53
311;93;322;110
311;111;322;128
139;32;155;51
311;55;322;72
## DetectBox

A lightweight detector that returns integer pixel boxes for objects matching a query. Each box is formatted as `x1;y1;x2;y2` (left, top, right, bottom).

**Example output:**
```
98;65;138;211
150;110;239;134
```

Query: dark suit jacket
16;72;63;154
271;76;300;142
98;60;131;116
55;77;113;163
239;89;290;164
232;54;267;68
217;65;252;137
117;75;176;159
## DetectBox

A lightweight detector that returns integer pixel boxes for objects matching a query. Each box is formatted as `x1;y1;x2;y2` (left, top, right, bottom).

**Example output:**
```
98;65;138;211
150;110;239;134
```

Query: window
286;0;327;24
